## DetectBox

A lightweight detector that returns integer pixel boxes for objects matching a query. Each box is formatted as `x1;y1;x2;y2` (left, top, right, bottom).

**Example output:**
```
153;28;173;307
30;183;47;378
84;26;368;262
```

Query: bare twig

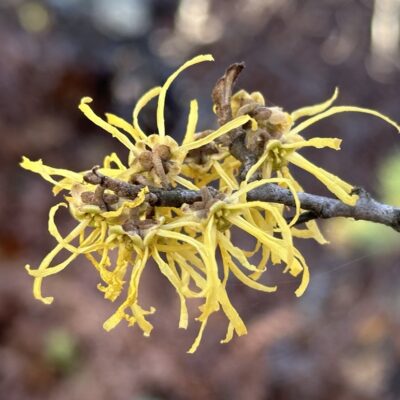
286;210;319;226
84;166;144;198
247;184;400;232
83;169;400;232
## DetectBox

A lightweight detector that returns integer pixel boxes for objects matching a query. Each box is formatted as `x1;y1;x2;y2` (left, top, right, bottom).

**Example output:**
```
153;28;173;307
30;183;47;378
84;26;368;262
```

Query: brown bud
236;102;258;117
138;150;153;170
154;144;171;161
81;191;95;204
130;173;153;186
253;107;272;122
122;221;139;234
136;219;156;229
268;108;287;125
103;193;119;205
83;166;103;185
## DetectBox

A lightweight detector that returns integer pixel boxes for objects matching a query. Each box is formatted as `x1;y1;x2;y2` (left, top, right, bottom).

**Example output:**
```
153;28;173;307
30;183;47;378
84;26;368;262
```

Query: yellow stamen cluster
20;54;400;352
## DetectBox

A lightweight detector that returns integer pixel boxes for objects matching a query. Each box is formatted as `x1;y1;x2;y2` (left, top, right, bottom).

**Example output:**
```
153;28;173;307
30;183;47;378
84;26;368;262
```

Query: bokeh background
1;0;400;399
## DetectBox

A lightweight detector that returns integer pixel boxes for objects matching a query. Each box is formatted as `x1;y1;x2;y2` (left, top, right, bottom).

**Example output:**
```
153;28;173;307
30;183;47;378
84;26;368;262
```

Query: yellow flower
20;154;306;353
22;54;399;353
79;54;252;189
236;88;400;205
18;54;310;353
24;187;148;304
233;88;400;244
172;176;308;352
100;213;240;352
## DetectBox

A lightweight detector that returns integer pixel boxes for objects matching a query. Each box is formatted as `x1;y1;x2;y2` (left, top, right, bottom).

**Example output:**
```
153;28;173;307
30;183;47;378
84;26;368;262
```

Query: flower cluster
21;54;399;352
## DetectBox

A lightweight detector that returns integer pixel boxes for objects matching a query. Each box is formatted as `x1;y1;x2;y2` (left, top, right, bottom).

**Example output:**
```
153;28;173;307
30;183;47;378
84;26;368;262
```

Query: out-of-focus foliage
328;149;400;252
380;150;400;207
44;328;79;375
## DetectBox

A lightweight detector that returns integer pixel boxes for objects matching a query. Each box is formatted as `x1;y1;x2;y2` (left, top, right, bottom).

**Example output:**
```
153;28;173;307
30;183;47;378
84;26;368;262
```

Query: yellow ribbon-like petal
133;86;161;140
174;175;200;190
103;152;127;170
102;187;148;219
291;87;339;122
290;105;400;136
181;115;251;152
281;137;342;151
157;54;214;138
182;99;199;145
20;157;82;192
105;113;143;143
79;97;136;152
103;247;149;331
218;286;247;340
213;161;239;191
153;247;189;329
218;236;276;293
287;152;357;205
26;219;89;304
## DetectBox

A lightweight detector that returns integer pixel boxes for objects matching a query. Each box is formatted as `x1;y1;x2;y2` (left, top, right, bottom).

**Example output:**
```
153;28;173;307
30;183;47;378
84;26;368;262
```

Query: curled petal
293;255;310;297
20;157;81;192
157;54;214;138
133;86;161;139
102;187;148;219
103;152;127;170
281;137;342;151
290;105;400;136
79;97;136;152
106;113;143;143
26;219;89;304
181;115;251;152
182;99;199;145
153;247;189;329
287;152;357;205
219;238;276;293
291;87;339;122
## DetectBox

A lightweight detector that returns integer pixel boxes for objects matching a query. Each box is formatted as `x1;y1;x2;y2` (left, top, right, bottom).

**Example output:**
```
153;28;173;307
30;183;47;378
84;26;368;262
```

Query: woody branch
83;169;400;232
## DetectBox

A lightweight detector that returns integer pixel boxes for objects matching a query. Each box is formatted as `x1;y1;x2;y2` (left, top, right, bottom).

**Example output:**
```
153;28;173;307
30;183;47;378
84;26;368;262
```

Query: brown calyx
137;144;173;188
81;186;119;211
188;187;226;219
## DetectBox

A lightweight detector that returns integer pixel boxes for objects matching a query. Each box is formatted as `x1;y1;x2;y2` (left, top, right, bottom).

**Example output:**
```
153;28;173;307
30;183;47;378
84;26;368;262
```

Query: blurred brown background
1;0;400;399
